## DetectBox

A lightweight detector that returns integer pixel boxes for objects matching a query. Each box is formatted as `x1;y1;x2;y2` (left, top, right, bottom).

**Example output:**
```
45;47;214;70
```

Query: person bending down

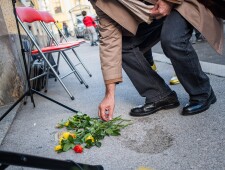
90;0;223;121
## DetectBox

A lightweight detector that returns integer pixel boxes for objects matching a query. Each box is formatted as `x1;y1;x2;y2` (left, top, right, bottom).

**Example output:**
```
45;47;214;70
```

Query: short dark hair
81;11;87;16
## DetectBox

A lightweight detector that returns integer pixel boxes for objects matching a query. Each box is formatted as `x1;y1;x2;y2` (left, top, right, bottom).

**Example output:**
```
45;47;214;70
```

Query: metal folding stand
0;150;104;170
0;0;78;122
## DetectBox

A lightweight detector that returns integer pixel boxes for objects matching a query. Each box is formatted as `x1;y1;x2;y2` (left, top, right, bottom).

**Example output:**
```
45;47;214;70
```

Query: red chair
37;10;92;85
16;7;81;100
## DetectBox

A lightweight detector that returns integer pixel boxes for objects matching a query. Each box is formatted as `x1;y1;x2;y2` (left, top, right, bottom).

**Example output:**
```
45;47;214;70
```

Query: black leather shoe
182;90;217;116
130;91;180;117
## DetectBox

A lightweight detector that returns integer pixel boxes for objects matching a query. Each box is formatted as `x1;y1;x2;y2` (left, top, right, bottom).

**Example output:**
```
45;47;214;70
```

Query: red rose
73;145;83;153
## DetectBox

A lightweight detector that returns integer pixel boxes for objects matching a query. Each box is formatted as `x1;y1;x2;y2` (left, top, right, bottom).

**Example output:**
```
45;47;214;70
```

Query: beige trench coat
92;0;224;84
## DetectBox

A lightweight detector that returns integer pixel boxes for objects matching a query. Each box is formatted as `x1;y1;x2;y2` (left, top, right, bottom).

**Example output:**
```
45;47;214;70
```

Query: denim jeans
161;10;211;102
122;19;173;103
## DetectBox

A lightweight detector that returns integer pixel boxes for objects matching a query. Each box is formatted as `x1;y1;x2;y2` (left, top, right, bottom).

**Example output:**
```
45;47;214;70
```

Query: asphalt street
0;40;225;170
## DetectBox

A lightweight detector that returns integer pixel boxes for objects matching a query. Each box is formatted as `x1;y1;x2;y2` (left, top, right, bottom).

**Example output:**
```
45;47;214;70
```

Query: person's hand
98;83;115;121
150;0;174;19
98;94;115;121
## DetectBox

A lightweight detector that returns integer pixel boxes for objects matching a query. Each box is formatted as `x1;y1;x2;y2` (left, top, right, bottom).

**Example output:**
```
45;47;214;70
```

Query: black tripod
0;150;104;170
0;0;78;122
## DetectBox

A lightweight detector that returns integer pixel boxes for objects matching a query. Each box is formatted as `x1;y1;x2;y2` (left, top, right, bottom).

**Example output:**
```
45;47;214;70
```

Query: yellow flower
85;135;94;143
54;145;62;151
64;121;69;126
62;132;70;139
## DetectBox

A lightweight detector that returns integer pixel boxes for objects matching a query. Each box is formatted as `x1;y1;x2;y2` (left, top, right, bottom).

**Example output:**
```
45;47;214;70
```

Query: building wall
0;0;49;107
37;0;95;35
0;0;95;106
0;0;26;106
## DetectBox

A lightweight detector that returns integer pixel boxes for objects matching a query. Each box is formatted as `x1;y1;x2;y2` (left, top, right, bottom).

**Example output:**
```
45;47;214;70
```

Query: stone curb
153;53;225;78
0;104;20;145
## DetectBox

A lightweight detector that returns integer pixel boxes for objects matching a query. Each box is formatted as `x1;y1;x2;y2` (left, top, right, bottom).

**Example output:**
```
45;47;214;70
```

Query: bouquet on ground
54;112;132;153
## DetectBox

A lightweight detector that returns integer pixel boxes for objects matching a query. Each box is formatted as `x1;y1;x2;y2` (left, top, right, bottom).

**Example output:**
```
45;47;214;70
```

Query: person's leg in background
143;48;157;71
144;45;179;85
63;28;68;38
89;26;98;46
88;26;98;46
161;10;216;115
87;27;94;46
58;31;63;43
194;28;205;42
169;74;180;85
191;28;206;44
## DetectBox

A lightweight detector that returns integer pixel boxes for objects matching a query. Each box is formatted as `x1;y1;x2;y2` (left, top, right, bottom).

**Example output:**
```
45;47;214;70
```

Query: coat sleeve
91;2;123;85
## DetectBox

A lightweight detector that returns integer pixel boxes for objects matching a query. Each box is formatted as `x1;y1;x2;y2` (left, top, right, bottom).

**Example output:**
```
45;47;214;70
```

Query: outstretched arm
90;2;123;121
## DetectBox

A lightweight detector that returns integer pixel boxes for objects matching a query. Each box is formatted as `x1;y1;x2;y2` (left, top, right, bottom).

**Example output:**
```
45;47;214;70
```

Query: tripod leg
29;89;35;107
32;90;78;113
0;0;36;122
12;1;35;108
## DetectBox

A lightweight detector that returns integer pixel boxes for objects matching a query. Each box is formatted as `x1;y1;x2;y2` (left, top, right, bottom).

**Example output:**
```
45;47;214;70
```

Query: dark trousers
161;10;211;102
144;48;154;66
122;10;212;103
122;19;172;104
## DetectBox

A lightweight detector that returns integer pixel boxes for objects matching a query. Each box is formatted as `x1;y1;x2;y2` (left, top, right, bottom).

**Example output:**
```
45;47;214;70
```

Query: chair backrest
38;11;56;23
16;7;42;23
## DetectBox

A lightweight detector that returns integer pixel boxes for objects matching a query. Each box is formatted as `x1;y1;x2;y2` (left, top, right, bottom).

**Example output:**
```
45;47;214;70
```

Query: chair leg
62;51;89;88
59;51;84;84
60;51;84;84
55;52;61;82
44;55;50;93
72;48;92;77
41;53;75;100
